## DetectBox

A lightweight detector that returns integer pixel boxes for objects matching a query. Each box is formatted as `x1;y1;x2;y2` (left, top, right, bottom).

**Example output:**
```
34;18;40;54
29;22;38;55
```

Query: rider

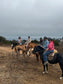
32;37;49;54
42;37;49;49
27;36;31;44
40;37;44;47
32;37;49;74
25;36;31;48
43;38;54;65
38;37;49;54
18;37;22;45
36;37;44;52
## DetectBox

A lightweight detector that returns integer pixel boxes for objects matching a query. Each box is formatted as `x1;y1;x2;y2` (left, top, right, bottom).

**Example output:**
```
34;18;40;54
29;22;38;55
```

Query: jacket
48;41;54;50
43;40;49;49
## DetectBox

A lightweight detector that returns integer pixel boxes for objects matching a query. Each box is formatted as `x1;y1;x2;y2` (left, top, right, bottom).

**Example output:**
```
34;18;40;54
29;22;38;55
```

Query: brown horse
11;43;27;58
26;42;41;62
27;42;37;49
11;42;41;61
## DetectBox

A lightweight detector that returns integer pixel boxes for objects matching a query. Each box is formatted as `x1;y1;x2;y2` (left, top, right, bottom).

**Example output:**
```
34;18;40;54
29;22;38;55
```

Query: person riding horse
25;36;31;48
18;37;22;45
32;37;49;74
43;38;54;65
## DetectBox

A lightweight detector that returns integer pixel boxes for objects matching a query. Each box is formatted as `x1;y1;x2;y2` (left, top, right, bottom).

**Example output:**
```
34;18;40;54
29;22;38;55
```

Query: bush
0;36;59;46
22;40;26;44
0;36;6;42
52;39;59;46
31;39;39;44
0;36;12;45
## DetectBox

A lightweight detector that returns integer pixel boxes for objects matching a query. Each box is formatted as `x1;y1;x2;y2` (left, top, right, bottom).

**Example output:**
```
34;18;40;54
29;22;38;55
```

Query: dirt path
0;46;63;84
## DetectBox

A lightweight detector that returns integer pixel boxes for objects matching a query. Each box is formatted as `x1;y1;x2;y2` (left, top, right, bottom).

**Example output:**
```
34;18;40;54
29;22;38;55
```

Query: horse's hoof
42;71;45;74
60;77;63;80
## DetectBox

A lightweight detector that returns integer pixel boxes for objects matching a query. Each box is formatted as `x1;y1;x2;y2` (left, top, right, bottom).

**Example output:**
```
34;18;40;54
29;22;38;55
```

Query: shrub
0;36;6;42
52;39;59;46
0;36;11;45
22;40;26;44
31;39;39;44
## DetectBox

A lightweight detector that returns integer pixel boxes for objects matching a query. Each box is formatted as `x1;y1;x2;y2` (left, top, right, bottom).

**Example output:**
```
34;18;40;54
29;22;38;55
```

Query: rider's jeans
43;50;54;62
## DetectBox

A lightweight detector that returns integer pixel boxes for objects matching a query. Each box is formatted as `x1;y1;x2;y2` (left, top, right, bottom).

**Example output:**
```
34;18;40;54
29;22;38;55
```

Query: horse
32;46;59;74
48;53;63;80
32;46;63;79
26;42;41;61
26;42;36;56
11;42;28;58
32;46;48;73
27;42;37;49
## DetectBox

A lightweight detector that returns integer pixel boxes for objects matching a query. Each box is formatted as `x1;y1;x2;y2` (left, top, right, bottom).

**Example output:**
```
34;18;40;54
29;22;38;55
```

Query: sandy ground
0;46;63;84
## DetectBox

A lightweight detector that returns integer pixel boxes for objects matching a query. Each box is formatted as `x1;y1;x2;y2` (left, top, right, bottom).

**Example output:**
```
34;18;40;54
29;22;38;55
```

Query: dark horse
33;46;63;79
11;42;19;50
32;46;48;73
48;53;63;79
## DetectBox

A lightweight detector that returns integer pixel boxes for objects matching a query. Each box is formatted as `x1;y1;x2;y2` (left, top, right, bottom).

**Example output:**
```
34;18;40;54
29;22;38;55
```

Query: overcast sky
0;0;63;38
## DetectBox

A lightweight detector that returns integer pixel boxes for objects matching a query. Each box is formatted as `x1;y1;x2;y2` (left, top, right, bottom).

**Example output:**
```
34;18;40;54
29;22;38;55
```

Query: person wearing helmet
18;37;22;45
25;36;31;48
43;38;54;65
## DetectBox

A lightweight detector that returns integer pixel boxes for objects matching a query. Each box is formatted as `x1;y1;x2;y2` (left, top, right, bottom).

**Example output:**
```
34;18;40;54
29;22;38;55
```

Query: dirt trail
0;46;63;84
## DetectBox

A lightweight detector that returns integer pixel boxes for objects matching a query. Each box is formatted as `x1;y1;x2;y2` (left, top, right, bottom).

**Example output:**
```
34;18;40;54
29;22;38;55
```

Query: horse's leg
46;64;48;72
38;51;46;73
16;52;18;59
29;50;32;56
23;51;26;57
18;51;20;59
43;65;46;72
59;63;63;79
27;50;30;57
36;53;39;62
12;51;15;58
42;63;46;74
15;48;18;58
42;59;46;72
42;58;48;73
16;49;20;60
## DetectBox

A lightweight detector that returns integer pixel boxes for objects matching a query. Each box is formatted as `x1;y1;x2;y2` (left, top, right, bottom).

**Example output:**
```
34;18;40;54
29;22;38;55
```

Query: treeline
0;36;12;45
0;36;59;46
31;39;59;46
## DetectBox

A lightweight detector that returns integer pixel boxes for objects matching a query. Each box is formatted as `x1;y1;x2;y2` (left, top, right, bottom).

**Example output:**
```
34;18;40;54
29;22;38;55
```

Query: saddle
48;49;58;60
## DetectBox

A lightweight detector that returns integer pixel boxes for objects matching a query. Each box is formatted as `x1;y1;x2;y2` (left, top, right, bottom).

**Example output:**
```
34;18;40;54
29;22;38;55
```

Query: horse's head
32;46;44;54
27;43;36;49
11;42;18;49
32;46;37;54
11;44;14;49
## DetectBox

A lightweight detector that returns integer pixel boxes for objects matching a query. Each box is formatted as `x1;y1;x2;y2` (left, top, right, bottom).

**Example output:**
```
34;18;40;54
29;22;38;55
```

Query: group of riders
17;36;31;47
13;36;63;80
17;36;55;65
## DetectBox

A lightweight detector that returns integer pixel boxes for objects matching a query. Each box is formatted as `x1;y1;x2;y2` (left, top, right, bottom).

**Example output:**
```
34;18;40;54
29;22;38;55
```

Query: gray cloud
0;0;63;38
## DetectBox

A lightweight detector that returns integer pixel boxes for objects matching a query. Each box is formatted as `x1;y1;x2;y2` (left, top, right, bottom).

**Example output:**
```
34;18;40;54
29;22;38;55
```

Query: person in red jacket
43;38;54;65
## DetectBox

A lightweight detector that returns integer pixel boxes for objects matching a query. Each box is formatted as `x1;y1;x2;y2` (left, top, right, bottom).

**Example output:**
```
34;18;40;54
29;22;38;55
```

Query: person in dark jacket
32;37;44;53
48;53;63;80
40;37;44;47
